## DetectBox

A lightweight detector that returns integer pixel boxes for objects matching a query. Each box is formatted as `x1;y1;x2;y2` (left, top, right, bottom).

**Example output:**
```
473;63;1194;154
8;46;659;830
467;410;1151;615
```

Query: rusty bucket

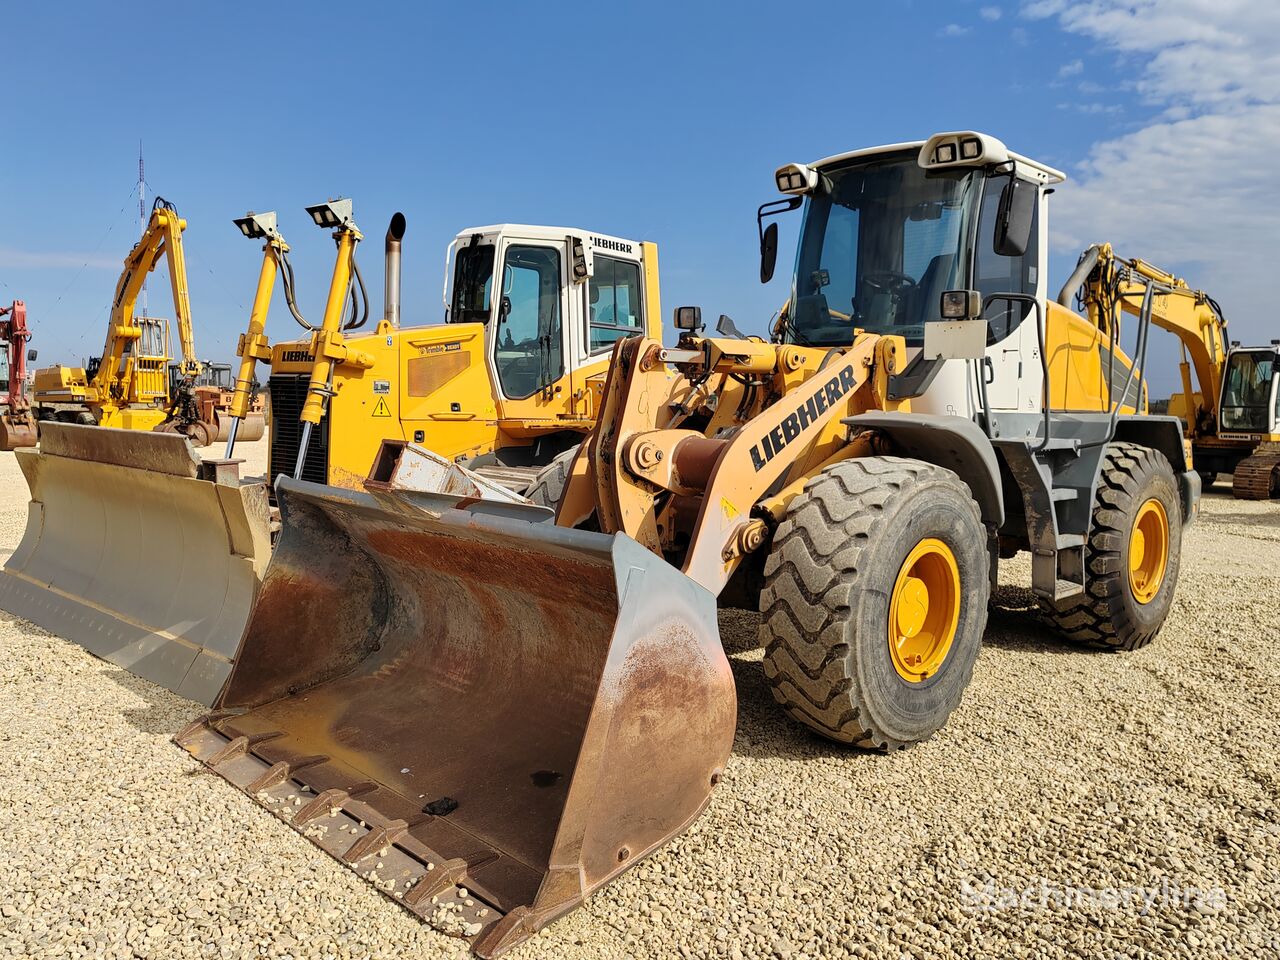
0;423;271;704
176;477;735;956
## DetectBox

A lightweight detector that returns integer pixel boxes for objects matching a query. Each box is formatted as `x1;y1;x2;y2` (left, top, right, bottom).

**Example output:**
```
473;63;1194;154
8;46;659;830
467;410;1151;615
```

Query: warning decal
372;397;391;418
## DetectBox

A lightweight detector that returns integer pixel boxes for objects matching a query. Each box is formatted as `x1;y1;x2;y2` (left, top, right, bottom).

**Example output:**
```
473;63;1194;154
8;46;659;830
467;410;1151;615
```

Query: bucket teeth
342;816;428;864
245;755;329;794
294;782;378;825
207;731;284;767
402;857;470;906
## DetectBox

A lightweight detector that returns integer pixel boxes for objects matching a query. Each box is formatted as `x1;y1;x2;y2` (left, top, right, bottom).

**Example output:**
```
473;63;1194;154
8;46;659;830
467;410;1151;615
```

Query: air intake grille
268;374;329;486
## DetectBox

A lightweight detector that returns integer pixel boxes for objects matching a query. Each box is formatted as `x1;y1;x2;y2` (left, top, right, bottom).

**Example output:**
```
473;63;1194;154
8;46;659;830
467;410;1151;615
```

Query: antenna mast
139;141;147;317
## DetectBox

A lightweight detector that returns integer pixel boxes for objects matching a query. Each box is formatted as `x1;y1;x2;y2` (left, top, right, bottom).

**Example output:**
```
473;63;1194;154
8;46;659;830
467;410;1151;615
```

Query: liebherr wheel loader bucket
175;478;735;957
0;423;271;705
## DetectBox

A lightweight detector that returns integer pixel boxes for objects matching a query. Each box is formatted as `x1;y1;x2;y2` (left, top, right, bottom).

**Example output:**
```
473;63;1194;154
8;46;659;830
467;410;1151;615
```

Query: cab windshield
1220;350;1278;432
787;153;978;347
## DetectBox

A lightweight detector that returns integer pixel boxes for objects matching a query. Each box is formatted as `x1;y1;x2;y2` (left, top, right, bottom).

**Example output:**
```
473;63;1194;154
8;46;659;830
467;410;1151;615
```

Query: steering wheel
863;271;918;296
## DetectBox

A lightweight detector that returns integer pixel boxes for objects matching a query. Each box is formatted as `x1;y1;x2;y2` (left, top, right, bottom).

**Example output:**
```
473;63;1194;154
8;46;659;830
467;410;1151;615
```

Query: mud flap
176;478;736;957
0;423;271;704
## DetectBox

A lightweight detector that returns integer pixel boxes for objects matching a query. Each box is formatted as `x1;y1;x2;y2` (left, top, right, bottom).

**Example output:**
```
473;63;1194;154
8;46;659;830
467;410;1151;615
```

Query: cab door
490;238;575;424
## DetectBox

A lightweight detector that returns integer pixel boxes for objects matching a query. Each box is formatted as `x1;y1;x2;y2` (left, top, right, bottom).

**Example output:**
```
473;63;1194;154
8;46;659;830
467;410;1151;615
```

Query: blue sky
2;1;1274;387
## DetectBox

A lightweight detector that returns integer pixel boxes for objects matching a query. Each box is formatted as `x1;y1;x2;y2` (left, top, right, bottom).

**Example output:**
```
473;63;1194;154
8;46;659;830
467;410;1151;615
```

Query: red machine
0;301;38;449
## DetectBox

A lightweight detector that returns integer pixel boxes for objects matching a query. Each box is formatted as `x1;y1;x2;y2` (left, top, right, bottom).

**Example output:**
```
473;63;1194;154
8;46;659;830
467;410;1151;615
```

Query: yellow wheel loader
225;201;662;494
1062;244;1280;499
32;198;218;445
177;131;1199;955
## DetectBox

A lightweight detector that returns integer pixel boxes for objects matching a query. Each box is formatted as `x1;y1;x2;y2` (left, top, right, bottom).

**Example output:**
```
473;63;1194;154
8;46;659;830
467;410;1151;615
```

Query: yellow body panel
269;321;607;489
1044;301;1141;413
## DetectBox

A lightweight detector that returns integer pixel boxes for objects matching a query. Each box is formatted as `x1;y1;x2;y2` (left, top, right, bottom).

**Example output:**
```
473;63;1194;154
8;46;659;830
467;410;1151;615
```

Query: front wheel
1042;442;1182;650
759;457;990;750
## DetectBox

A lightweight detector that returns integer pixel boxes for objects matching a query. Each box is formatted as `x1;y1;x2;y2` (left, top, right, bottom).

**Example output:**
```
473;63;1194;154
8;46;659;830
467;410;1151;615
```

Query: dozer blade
0;422;271;705
176;478;735;957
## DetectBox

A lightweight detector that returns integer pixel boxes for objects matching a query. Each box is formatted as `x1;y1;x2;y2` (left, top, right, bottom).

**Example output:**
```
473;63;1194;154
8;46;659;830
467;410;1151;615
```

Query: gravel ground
0;442;1277;959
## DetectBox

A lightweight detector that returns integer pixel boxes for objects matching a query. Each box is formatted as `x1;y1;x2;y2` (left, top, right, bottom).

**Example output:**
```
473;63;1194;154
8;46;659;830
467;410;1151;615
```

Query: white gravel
0;445;1277;959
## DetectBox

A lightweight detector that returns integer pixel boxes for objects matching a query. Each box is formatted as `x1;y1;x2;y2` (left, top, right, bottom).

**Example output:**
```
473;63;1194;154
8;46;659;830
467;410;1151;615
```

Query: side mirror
673;305;703;332
760;221;779;284
26;349;37;362
994;176;1035;258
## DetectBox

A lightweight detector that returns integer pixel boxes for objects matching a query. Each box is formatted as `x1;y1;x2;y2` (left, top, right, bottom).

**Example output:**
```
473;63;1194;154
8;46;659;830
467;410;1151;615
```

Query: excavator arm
1072;243;1227;438
97;198;203;403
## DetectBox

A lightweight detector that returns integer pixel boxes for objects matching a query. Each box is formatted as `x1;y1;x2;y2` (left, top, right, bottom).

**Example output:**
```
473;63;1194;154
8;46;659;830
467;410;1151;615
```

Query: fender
843;412;1004;527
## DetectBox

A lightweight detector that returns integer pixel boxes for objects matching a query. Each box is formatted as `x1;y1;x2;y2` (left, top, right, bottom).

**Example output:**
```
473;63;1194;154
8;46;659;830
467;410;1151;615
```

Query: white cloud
980;6;1003;21
939;23;971;37
1058;59;1084;78
0;249;117;270
1028;1;1280;345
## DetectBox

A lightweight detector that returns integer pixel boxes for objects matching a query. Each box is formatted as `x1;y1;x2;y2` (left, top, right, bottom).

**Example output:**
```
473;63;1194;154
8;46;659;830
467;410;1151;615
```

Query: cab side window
588;256;643;352
975;179;1039;342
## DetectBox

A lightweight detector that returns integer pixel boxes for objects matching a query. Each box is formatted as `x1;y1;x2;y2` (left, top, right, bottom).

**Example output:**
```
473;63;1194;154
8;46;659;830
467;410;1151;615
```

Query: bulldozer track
1231;453;1280;500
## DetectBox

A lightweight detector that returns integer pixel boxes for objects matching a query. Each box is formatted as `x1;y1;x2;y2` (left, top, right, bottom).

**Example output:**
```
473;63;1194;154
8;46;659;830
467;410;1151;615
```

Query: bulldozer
31;197;219;445
0;299;38;449
224;200;661;493
1065;244;1280;499
177;131;1199;955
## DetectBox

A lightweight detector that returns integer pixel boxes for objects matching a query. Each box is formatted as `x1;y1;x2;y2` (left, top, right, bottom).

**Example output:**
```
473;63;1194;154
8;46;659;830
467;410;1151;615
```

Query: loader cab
770;132;1063;416
445;225;658;419
1219;346;1280;438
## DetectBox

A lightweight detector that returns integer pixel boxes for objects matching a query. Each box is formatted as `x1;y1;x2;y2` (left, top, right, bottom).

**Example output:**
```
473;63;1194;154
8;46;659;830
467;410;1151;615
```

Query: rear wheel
759;457;990;750
1042;442;1182;650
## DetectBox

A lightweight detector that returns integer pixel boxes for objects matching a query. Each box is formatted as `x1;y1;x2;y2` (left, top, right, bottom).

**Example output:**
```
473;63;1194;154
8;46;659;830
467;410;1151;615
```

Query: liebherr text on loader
178;131;1198;955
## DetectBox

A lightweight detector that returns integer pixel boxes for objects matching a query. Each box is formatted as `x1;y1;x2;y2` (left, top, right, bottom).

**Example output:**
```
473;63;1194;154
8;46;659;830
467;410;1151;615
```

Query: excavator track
1231;452;1280;500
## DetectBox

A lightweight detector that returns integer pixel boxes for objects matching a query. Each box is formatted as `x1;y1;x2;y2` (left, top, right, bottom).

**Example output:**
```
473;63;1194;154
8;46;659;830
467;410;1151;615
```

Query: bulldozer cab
1219;345;1280;438
445;225;660;423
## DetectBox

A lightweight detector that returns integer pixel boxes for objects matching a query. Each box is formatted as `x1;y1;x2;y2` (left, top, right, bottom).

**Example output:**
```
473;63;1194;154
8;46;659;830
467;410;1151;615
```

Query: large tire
526;444;581;509
760;457;990;750
1042;442;1182;651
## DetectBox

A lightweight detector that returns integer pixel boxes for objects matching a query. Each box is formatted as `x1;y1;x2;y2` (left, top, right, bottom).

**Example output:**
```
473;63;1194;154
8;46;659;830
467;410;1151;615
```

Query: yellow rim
888;538;961;683
1128;498;1169;605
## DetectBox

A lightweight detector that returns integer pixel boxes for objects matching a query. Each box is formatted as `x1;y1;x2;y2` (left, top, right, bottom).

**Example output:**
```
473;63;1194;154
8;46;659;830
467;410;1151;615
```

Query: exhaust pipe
384;212;406;327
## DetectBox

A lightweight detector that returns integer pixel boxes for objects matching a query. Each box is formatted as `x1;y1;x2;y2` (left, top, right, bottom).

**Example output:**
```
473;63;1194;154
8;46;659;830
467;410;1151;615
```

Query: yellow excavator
1062;244;1280;499
31;198;218;444
224;200;662;493
178;131;1199;956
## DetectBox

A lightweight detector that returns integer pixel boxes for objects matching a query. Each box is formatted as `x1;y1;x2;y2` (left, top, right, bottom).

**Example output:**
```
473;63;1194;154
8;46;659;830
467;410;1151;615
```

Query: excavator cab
1219;345;1280;437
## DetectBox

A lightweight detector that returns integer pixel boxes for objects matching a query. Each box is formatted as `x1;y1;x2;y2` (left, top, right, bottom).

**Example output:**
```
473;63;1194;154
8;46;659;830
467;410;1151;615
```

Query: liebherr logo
281;349;311;363
749;366;858;472
590;236;633;254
